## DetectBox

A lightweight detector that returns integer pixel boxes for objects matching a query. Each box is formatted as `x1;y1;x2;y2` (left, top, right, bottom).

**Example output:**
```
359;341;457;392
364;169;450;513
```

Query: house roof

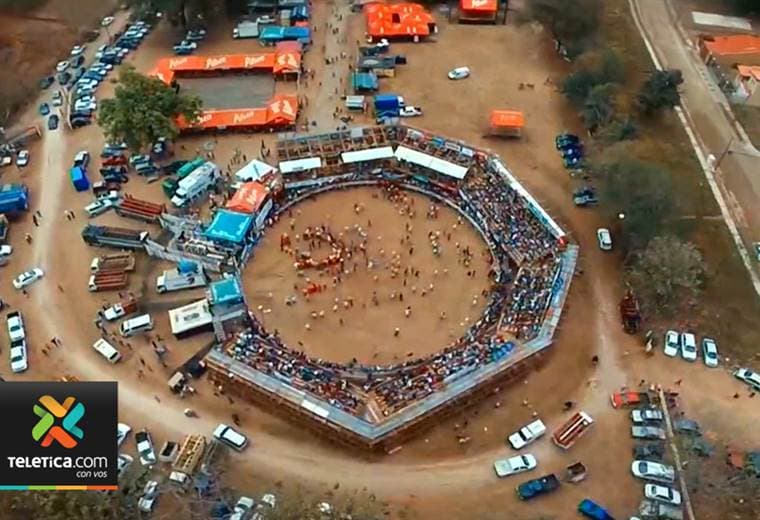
703;35;760;56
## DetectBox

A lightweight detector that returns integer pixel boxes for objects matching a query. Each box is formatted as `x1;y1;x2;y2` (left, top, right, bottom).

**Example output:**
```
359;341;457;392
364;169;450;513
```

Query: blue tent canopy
209;277;244;306
204;209;254;244
352;72;378;92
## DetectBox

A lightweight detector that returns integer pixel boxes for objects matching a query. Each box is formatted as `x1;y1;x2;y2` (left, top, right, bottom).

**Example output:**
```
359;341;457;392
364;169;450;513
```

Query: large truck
170;162;220;208
552;411;594;450
90;252;136;273
374;94;405;119
81;225;149;250
163;157;206;198
115;195;165;223
0;184;29;215
515;474;560;501
638;499;683;520
88;271;128;292
156;261;207;293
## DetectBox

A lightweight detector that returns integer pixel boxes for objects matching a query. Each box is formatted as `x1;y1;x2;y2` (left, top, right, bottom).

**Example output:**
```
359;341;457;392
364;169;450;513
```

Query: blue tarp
209;277;244;306
0;184;29;214
351;72;378;92
260;25;310;43
204;209;254;244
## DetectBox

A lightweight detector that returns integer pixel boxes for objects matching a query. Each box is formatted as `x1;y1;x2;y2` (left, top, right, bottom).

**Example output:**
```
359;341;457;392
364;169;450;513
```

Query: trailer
620;290;641;335
0;184;30;215
552;411;594;450
170;162;220;208
115;195;165;223
89;271;128;292
172;434;207;475
90;252;136;273
81;225;149;250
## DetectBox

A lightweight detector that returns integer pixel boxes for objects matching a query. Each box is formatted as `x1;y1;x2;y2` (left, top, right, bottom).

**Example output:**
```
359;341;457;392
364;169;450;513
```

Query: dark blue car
578;499;615;520
48;114;59;130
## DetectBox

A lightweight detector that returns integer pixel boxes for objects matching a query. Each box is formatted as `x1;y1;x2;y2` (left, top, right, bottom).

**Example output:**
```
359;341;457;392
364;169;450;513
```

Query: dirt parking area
178;75;275;110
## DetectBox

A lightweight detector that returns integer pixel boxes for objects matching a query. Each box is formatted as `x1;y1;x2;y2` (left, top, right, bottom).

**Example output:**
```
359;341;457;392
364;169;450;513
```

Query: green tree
597;117;638;143
597;159;674;251
523;0;602;50
98;66;202;152
128;0;218;27
637;69;683;115
626;235;705;317
562;49;625;107
562;69;599;106
582;83;617;132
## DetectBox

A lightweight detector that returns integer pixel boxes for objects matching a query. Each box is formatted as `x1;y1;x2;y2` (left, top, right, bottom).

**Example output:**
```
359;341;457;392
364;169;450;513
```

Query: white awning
279;157;322;174
341;146;394;164
234;159;276;182
300;399;330;418
168;299;213;335
394;146;468;180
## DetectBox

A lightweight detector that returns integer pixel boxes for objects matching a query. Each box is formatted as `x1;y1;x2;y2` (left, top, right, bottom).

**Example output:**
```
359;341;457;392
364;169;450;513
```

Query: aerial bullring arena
204;124;578;451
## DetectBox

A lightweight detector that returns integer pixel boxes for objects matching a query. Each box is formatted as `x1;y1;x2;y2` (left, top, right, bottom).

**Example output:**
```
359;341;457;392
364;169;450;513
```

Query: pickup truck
103;298;138;321
515;474;559;500
508;419;546;450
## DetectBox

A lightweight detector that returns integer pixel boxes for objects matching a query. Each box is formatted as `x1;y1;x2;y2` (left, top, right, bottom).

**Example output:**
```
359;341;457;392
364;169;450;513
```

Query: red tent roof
226;182;269;214
365;3;434;38
460;0;497;12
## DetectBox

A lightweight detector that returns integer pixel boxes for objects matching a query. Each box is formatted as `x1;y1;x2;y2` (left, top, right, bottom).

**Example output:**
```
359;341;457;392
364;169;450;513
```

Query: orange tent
365;3;435;40
226;182;269;214
460;0;497;12
489;110;524;137
177;94;298;131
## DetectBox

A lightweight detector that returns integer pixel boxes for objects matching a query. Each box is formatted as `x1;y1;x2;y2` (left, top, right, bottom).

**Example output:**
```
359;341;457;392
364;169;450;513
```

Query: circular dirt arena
243;186;493;365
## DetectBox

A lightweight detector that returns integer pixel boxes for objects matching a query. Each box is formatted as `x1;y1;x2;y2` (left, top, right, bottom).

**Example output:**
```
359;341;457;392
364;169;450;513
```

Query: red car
610;391;650;409
102;155;127;166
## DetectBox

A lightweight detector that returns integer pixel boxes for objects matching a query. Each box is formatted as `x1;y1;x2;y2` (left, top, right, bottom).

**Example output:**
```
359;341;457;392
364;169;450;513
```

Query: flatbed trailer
90;252;136;273
552;411;594;450
89;271;128;292
82;225;149;250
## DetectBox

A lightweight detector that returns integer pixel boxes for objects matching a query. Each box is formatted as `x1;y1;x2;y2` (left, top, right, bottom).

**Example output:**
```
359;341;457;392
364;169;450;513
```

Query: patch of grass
733;103;760;150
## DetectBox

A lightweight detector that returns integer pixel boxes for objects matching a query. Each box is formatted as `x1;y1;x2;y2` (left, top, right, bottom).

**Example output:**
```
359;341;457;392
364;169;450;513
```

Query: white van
120;314;154;337
92;338;122;363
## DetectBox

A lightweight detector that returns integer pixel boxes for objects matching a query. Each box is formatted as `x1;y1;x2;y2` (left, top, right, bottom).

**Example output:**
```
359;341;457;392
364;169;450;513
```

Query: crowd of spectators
222;133;566;420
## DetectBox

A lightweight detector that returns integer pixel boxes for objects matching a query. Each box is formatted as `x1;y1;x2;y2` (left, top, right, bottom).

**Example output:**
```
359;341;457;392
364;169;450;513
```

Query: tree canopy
98;66;202;152
637;69;683;115
524;0;602;51
626;235;705;317
597;158;674;252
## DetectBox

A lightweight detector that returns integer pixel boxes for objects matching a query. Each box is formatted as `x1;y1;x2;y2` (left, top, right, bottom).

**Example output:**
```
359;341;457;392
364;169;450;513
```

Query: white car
138;480;159;512
508;419;546;450
734;368;760;391
448;66;470;80
399;106;423;117
84;197;117;218
135;430;157;466
0;244;12;257
117;453;133;477
10;339;28;373
645;484;682;506
56;60;70;73
493;454;537;478
213;423;248;451
52;91;63;106
230;496;255;520
631;408;663;424
7;311;25;342
680;332;697;361
663;330;680;357
701;337;719;368
631;460;675;483
70;45;86;57
75;100;97;112
16;150;30;167
13;268;44;290
596;228;612;251
101;16;115;27
260;493;276;509
117;422;132;447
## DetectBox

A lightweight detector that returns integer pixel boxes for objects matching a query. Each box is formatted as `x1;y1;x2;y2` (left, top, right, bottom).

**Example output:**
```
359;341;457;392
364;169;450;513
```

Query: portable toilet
489;110;525;138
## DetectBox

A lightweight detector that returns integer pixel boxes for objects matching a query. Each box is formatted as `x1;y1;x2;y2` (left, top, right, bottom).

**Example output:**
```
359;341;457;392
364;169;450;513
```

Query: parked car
10;339;28;373
39;76;55;89
611;391;650;409
633;442;665;461
230;496;255;520
663;330;680;357
56;60;70;73
515;474;560;501
644;484;682;506
101;16;114;27
85;196;118;217
680;332;697;361
138;480;159;512
701;337;719;368
135;430;157;466
631;460;675;483
213;423;248;451
673;419;701;436
38;103;50;116
117;453;133;477
399;106;423;117
48;115;59;130
0;245;12;258
117;422;132;447
508;419;546;450
493;454;537;478
447;66;470;80
70;55;85;68
555;133;580;150
631;426;666;440
577;499;615;520
16;150;30;167
733;367;760;391
6;311;25;342
52;91;63;106
70;45;86;57
13;268;44;289
631;408;664;424
596;228;612;251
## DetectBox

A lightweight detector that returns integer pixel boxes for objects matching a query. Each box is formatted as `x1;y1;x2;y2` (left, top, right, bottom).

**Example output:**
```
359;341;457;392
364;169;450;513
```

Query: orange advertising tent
365;3;435;40
226;182;269;214
177;94;298;132
489;110;524;137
